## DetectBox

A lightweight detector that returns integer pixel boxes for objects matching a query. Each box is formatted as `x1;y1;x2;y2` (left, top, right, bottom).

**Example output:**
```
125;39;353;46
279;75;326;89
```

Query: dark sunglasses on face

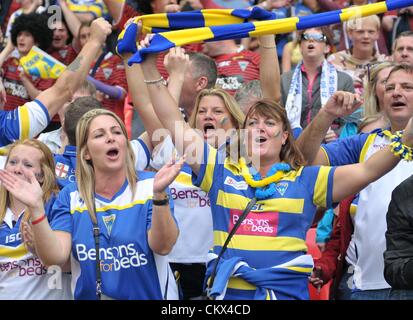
300;33;327;43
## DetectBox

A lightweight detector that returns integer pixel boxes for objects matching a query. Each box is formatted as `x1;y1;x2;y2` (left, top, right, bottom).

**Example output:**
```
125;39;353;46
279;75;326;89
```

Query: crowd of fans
1;0;413;300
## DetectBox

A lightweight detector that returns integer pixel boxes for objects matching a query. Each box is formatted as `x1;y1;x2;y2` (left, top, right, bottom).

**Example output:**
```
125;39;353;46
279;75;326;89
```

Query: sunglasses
300;33;327;43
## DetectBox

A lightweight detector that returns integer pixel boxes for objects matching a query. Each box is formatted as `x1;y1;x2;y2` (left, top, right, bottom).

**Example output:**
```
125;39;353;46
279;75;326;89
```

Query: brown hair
243;99;305;169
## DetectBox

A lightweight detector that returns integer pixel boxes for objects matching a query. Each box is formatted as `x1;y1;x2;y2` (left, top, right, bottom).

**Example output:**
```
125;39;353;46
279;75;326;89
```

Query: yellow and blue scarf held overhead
116;0;413;64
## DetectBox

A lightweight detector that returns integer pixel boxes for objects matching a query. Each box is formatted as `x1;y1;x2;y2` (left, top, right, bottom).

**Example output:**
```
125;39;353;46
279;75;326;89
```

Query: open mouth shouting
307;43;315;50
106;147;120;160
203;123;216;139
391;100;407;110
254;136;268;145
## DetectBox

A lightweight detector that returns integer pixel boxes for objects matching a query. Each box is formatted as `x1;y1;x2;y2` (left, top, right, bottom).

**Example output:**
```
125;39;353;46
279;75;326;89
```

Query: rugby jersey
214;50;260;95
192;142;335;299
50;172;178;300
54;139;150;189
322;128;413;291
0;99;50;152
151;136;213;263
0;197;72;300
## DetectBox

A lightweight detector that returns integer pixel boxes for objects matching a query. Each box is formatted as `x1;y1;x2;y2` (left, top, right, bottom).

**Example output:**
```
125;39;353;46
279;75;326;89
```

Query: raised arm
296;91;362;165
102;0;125;27
140;40;204;175
332;118;413;202
57;0;82;46
164;47;189;105
0;170;71;266
36;18;111;119
258;35;280;102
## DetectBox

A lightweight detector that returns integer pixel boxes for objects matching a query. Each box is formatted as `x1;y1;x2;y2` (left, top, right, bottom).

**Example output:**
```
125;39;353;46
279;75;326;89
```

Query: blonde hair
0;139;59;226
75;109;136;224
363;61;396;118
347;14;381;32
188;88;245;129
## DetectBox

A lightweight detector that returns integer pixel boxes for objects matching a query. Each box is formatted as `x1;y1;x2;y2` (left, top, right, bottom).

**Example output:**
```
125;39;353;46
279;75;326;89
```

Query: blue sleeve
321;133;369;166
49;186;73;234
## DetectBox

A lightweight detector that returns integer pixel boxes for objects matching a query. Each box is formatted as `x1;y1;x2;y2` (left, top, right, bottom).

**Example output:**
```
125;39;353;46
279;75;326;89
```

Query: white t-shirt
350;134;413;290
0;208;72;300
151;136;213;263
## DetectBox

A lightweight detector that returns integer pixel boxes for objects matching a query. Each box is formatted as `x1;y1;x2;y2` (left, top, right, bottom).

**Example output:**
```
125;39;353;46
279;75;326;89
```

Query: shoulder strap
206;197;257;298
92;201;102;300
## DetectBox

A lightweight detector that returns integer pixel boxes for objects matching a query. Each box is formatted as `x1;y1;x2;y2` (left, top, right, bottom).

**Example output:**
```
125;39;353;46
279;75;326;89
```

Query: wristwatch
152;195;170;206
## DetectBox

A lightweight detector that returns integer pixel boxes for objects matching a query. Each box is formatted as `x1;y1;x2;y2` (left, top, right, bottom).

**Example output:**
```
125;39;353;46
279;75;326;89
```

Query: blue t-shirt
192;143;335;299
0;99;49;152
50;172;177;300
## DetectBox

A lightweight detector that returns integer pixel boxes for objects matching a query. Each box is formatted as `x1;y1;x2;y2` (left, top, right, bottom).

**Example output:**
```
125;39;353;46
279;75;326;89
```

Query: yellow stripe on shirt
216;190;304;214
0;244;29;259
174;172;193;187
214;231;307;251
313;166;331;208
19;105;30;140
199;145;217;193
359;133;377;162
71;198;152;214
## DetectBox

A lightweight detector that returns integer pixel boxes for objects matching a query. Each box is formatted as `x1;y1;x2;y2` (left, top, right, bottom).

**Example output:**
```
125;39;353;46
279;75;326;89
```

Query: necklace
239;158;291;200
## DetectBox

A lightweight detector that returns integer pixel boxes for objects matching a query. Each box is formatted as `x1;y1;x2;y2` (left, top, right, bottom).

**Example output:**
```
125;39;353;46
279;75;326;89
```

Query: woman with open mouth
140;36;413;300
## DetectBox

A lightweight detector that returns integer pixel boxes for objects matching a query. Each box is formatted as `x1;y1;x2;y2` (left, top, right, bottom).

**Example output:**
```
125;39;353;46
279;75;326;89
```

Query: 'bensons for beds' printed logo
229;210;279;237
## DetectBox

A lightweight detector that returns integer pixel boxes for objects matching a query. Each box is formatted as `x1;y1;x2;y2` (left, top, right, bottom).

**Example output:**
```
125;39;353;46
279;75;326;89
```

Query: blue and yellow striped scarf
117;0;413;64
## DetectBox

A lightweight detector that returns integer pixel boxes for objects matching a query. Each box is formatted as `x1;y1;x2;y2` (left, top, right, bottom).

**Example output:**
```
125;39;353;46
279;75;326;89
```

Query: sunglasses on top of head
300;33;327;43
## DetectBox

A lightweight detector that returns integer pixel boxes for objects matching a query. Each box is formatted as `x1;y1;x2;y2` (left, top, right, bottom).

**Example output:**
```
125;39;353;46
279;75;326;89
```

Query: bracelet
143;76;167;85
31;214;47;225
388;131;413;161
259;44;276;49
152;195;170;206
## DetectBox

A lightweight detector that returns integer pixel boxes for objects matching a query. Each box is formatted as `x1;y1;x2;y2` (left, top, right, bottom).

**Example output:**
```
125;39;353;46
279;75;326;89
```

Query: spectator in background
297;63;413;300
48;17;77;66
383;5;413;52
203;39;260;95
392;31;413;65
75;22;127;121
281;31;303;73
234;79;263;114
328;15;388;97
318;0;388;55
37;80;96;154
358;61;395;133
281;27;354;139
1;12;53;111
0;18;112;152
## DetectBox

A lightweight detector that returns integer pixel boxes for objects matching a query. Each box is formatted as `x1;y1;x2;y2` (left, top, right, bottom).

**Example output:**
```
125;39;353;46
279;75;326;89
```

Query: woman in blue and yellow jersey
121;31;278;299
0;139;72;300
0;109;183;300
140;42;413;299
